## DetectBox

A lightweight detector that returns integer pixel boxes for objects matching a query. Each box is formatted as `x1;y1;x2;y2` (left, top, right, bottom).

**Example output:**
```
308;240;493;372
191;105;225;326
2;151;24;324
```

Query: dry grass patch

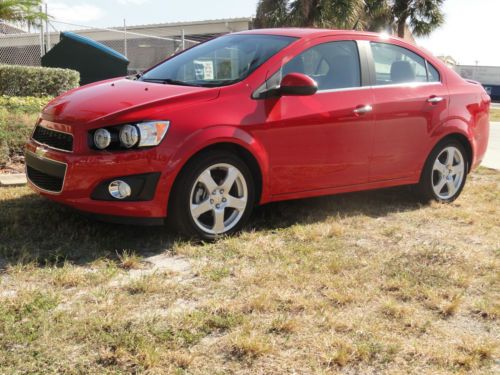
116;250;143;270
226;331;274;361
489;107;500;121
0;168;498;373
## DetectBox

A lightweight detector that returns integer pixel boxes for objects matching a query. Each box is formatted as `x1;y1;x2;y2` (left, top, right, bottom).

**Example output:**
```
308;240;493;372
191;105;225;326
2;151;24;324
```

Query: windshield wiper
197;79;240;87
141;78;202;87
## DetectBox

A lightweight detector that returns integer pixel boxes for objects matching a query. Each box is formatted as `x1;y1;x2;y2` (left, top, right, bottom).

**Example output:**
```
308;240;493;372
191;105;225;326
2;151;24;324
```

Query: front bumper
25;140;170;219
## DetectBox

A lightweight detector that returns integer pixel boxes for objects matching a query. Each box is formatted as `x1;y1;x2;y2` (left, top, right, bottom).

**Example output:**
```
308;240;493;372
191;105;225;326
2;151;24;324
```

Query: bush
0;95;52;113
0;96;52;167
0;64;79;97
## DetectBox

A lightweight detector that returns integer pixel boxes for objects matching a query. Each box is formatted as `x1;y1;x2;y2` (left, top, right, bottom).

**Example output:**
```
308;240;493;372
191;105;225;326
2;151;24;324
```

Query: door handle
427;96;444;104
353;104;373;114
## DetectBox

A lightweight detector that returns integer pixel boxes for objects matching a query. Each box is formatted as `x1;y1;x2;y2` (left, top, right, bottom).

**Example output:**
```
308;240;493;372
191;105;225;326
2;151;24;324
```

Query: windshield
140;34;297;87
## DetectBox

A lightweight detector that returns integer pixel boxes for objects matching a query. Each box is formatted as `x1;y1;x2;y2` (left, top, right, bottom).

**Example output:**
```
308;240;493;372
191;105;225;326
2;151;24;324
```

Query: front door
256;40;375;195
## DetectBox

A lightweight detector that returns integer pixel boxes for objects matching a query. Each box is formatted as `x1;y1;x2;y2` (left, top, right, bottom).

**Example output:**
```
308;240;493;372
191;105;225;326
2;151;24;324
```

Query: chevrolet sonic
25;29;491;239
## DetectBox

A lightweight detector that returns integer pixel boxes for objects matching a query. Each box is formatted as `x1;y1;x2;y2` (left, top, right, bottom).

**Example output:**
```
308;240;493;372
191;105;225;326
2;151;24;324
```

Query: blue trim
61;31;129;62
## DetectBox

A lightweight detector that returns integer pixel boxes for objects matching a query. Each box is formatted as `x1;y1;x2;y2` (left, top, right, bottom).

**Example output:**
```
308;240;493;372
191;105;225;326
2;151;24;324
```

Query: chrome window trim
315;81;443;95
25;150;68;195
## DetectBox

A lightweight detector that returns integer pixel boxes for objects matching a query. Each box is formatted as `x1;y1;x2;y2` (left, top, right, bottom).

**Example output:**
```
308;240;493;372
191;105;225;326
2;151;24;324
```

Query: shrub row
0;64;79;97
0;95;52;114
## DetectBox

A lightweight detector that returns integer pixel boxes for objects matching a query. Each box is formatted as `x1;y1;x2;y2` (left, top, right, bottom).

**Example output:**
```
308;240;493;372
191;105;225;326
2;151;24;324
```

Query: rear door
367;41;448;181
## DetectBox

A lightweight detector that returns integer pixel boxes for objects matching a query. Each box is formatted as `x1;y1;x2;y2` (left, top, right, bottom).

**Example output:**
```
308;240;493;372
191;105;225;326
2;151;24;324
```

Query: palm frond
0;0;48;26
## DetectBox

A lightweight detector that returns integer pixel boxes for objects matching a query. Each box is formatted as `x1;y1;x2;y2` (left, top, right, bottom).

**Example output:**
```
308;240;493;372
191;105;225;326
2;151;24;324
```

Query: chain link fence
0;31;43;66
49;20;201;73
0;20;203;73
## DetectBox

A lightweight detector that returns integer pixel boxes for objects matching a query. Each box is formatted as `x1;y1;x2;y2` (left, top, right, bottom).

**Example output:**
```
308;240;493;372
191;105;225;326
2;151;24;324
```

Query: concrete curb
0;173;27;187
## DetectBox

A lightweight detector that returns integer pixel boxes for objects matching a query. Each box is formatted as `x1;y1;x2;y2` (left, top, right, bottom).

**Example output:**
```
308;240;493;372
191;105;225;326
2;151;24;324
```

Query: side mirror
279;73;318;96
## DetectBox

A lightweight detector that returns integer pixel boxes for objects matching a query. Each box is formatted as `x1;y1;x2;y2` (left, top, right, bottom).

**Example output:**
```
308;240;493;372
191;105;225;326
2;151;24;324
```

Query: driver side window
282;41;361;91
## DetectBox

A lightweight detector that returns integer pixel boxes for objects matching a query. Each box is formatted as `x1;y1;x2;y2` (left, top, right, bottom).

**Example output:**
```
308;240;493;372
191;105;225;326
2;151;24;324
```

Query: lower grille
25;151;67;193
27;166;64;192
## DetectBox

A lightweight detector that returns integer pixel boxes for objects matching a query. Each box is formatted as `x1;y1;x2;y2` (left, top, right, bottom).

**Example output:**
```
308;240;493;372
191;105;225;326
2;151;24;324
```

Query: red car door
255;39;375;195
367;41;449;181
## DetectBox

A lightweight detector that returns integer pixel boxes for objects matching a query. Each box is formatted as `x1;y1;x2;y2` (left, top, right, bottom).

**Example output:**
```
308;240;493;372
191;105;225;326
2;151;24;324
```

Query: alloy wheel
431;146;465;200
189;163;248;235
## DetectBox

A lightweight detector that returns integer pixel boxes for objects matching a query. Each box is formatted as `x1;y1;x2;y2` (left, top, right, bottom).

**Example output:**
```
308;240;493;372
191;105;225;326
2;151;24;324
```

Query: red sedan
25;29;490;239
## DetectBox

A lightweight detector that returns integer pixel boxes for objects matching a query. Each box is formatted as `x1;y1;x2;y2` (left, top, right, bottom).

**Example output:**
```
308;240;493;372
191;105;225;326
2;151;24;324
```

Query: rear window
370;42;440;85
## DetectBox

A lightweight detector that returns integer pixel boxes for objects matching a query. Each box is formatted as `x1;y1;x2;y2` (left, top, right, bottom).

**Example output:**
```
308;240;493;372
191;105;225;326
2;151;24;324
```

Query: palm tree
254;0;366;29
0;0;48;29
253;0;446;39
253;0;290;29
362;0;393;32
391;0;445;38
290;0;366;29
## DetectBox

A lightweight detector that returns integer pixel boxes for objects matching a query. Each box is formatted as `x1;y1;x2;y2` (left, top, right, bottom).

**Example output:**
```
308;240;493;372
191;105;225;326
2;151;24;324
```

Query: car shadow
251;185;421;230
0;185;422;268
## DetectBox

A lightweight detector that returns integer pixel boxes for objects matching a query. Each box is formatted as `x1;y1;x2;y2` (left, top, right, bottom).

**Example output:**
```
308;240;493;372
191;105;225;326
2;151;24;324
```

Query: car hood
42;78;219;127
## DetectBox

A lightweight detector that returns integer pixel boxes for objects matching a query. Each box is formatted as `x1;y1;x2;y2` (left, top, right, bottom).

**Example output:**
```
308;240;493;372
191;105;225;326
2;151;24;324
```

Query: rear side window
282;41;361;91
370;42;440;85
427;62;440;82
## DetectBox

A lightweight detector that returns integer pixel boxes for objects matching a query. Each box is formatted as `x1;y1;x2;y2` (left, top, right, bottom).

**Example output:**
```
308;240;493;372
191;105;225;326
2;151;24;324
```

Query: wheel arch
431;132;473;174
166;126;270;211
430;118;475;174
176;142;264;203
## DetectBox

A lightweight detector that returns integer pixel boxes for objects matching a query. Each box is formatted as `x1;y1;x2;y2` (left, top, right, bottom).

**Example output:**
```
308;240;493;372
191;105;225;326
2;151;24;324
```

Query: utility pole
181;29;185;50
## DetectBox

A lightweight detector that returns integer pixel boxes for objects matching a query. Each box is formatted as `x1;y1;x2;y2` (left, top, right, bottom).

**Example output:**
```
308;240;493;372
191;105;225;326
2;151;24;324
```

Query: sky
44;0;500;66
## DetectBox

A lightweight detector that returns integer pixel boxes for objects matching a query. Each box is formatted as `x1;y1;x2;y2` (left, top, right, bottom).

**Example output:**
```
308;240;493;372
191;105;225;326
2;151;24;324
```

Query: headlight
119;124;139;148
136;121;170;147
93;129;111;150
92;121;169;150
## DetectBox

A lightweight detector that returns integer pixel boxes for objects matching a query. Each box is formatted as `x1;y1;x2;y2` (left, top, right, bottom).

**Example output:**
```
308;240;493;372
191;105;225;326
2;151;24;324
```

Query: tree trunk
397;18;406;38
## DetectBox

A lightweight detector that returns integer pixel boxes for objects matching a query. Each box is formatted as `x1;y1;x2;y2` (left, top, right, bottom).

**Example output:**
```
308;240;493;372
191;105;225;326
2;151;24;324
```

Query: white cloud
46;2;104;24
116;0;150;4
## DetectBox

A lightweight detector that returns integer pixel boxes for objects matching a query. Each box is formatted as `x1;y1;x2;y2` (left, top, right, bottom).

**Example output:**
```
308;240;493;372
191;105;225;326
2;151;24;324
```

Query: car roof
235;28;403;43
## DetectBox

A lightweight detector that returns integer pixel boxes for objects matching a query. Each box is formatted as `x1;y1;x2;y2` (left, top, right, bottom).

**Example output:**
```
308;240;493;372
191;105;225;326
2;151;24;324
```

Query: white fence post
39;6;44;56
45;3;50;52
123;19;128;58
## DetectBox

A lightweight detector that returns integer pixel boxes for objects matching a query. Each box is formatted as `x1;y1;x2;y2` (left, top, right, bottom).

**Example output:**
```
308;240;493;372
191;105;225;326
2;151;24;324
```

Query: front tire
169;150;255;240
415;139;468;203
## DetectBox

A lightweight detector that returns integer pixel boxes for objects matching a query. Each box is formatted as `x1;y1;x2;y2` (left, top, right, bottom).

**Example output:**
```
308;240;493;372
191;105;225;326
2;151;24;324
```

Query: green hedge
0;95;52;113
0;64;79;97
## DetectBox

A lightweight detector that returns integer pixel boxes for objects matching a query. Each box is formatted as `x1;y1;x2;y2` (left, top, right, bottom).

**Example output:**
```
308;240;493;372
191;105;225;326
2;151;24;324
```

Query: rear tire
415;139;468;203
169;150;255;240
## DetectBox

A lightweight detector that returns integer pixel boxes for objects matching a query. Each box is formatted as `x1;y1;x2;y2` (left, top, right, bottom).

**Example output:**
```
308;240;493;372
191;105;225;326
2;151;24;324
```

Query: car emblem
35;146;48;158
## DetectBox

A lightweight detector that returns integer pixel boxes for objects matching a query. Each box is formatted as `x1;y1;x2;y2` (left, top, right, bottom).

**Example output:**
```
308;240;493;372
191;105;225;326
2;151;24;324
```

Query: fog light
108;180;131;199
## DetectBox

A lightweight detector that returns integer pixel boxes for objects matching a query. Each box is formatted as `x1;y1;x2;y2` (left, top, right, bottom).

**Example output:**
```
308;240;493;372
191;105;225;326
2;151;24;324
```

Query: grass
0;168;498;373
490;106;500;121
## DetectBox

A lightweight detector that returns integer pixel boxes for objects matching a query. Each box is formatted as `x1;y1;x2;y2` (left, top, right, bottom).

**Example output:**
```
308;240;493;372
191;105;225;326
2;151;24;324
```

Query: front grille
32;125;73;152
27;166;64;192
